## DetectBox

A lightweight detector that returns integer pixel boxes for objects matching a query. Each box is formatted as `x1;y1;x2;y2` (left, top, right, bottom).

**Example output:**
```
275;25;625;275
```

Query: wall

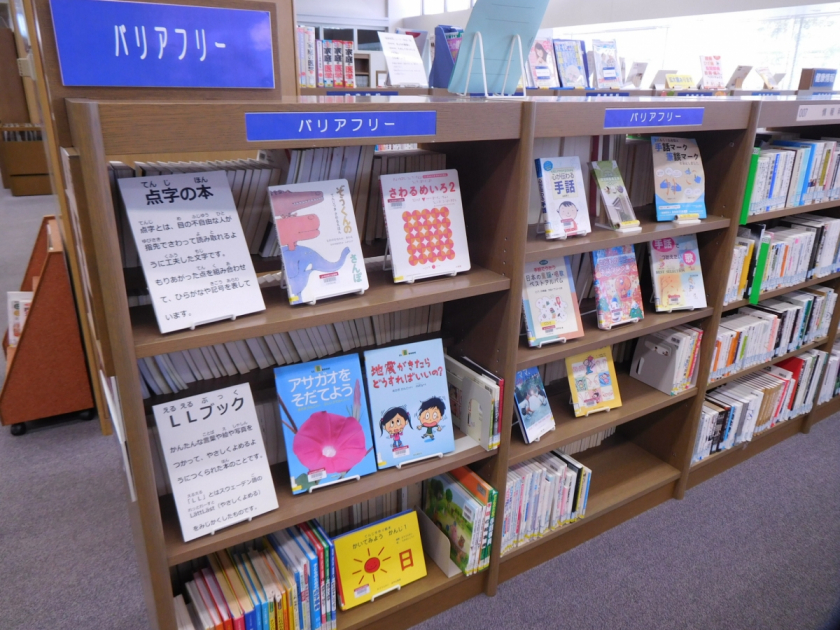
296;0;388;25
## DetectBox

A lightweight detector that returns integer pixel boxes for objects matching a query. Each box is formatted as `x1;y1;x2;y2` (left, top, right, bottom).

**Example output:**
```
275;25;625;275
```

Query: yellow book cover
263;541;297;630
333;510;427;610
565;346;622;417
736;238;754;297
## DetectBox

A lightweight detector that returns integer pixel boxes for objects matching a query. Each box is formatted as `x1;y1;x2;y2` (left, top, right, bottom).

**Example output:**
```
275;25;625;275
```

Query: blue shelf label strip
325;91;400;96
604;107;705;128
245;111;437;141
50;0;274;88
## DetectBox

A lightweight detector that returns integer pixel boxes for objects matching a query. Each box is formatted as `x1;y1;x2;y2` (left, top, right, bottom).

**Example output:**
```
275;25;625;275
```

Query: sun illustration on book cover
353;546;391;585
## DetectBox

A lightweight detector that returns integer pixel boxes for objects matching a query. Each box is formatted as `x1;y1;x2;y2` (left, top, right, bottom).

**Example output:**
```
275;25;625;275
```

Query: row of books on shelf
725;218;840;305
711;287;836;382
295;26;356;89
743;136;840;217
501;449;593;556
523;236;707;348
136;304;443;398
693;345;832;463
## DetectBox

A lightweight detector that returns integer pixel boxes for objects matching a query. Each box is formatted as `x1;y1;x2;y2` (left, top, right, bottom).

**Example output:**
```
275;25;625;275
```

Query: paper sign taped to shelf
796;103;840;122
604;107;704;128
49;0;274;88
118;170;265;334
245;111;437;141
152;384;278;542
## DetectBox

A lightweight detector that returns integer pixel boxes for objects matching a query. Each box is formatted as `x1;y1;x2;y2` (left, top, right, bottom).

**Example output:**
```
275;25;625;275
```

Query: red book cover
776;357;805;410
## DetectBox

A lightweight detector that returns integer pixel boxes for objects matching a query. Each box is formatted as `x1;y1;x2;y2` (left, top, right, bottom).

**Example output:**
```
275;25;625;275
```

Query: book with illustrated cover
699;55;725;89
535;157;591;239
379;170;471;283
274;354;378;494
552;39;588;88
364;339;455;469
522;256;584;347
649;235;708;311
268;179;368;305
651;136;707;220
445;355;500;451
333;510;426;609
527;36;561;88
592;246;644;329
424;473;485;574
565;347;622;417
6;291;33;347
591;161;639;229
513;367;555;444
591;39;621;89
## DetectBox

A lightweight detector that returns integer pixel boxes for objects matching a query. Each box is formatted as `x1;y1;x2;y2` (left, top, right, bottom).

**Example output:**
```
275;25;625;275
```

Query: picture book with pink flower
274;354;377;494
364;339;455;469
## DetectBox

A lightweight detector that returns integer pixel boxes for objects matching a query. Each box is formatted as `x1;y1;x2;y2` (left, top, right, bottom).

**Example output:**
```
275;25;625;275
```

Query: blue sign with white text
326;91;399;96
604;107;704;128
245;111;437;141
807;69;837;89
50;0;274;88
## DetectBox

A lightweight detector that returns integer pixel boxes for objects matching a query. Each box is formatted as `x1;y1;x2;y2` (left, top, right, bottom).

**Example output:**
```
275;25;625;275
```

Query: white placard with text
797;103;840;122
152;384;278;542
119;170;265;333
377;32;430;88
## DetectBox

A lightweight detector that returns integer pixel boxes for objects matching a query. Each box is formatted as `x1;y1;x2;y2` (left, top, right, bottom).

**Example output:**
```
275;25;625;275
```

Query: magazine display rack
0;217;93;434
63;92;840;630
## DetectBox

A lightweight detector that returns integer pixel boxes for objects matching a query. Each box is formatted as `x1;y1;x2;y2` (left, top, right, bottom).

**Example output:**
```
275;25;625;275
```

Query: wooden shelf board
525;207;729;261
508;372;696;466
502;437;680;560
689;414;803;471
706;338;827;388
517;302;713;370
743;198;840;224
162;431;493;566
724;272;840;310
809;395;840;425
132;266;509;359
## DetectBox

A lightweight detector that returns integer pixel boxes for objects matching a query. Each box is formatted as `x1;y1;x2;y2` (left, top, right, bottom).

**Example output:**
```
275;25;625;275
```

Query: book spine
740;148;760;223
343;41;355;88
316;40;324;87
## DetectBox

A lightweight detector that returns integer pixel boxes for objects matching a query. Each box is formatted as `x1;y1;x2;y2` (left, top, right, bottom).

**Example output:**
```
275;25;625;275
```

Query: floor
1;190;839;630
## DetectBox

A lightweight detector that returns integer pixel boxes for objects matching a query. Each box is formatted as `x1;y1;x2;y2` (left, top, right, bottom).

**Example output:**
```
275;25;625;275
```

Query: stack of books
296;26;356;89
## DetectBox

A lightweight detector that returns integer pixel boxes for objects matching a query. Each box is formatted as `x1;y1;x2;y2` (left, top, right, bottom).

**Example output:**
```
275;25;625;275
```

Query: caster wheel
79;409;95;421
10;423;27;436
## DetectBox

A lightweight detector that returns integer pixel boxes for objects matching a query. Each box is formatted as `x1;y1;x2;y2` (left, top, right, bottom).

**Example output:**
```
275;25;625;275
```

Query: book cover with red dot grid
379;169;471;283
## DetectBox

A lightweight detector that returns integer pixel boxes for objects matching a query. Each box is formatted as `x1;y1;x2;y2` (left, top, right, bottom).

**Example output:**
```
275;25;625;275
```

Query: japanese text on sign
604;107;705;128
152;384;278;543
245;111;437;141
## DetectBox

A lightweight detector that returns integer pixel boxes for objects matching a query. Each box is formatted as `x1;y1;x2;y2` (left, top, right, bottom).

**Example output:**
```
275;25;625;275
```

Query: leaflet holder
602;317;639;330
458;32;527;99
188;314;237;331
210;515;253;537
371;584;402;602
614;225;643;234
672;215;701;226
536;337;567;348
396;451;444;469
531;424;556;442
308;475;361;493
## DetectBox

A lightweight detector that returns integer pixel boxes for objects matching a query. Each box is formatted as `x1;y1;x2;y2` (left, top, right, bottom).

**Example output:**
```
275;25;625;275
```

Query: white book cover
118;171;265;334
379;169;471;282
522;256;584;346
268;179;368;305
592;39;621;89
535;157;591;239
6;291;33;347
699;55;725;89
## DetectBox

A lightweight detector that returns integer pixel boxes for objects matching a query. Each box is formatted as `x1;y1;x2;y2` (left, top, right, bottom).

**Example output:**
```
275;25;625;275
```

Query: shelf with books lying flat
706;337;828;388
501;436;680;562
524;207;730;261
508;371;697;466
742;198;840;224
724;271;840;310
131;266;509;358
161;428;491;566
516;301;713;370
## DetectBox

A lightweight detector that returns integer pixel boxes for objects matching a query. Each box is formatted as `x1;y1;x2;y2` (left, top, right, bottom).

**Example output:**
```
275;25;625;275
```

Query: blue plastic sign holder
604;107;705;128
50;0;274;88
245;111;437;141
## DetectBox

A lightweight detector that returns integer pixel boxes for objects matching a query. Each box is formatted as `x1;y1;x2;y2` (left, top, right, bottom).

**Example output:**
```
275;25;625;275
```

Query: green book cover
740;147;761;225
749;234;772;304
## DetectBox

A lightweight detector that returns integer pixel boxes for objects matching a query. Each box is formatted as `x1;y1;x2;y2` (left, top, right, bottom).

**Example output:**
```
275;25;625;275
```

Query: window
423;0;445;15
446;0;470;10
358;29;385;51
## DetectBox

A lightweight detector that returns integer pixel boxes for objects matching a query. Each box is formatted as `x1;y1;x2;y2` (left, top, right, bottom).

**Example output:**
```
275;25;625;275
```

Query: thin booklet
651;136;707;220
535;157;591;239
565;346;622;417
553;39;588;88
591;161;640;230
513;367;555;443
649;235;707;312
268;179;369;305
522;256;584;347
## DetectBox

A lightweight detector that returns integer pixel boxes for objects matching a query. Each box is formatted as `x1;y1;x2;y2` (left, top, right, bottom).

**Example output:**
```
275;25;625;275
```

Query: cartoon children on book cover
566;348;621;416
274;354;378;494
513;367;556;443
592;245;645;329
268;179;368;305
535;157;591;239
364;339;455;469
651;136;707;220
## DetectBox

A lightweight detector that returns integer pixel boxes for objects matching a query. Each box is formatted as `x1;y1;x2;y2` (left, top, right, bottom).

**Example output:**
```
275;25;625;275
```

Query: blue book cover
275;355;377;494
364;339;455;469
651;136;707;220
269;533;308;630
292;528;323;630
237;553;268;630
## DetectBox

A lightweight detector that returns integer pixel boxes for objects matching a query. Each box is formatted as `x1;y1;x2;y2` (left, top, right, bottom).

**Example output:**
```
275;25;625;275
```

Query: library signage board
50;0;275;88
245;110;437;141
118;170;266;334
796;103;840;122
151;384;278;542
604;107;705;129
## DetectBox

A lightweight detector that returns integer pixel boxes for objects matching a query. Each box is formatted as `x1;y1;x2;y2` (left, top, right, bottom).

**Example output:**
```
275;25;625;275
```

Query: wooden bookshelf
706;338;828;387
59;93;840;630
724;271;840;310
742;198;840;224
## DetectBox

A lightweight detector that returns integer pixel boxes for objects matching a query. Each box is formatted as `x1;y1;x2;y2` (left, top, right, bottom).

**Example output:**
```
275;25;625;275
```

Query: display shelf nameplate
245;110;437;141
604;107;705;128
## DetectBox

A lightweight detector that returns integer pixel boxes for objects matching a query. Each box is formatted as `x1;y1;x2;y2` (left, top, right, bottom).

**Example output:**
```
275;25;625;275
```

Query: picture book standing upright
522;256;584;347
275;354;378;494
566;347;622;417
592;245;644;329
379;169;471;283
649;235;707;311
591;161;640;230
528;36;561;88
513;367;556;443
268;179;368;305
364;339;455;469
591;39;621;88
535;157;591;239
553;39;588;88
651;136;707;220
